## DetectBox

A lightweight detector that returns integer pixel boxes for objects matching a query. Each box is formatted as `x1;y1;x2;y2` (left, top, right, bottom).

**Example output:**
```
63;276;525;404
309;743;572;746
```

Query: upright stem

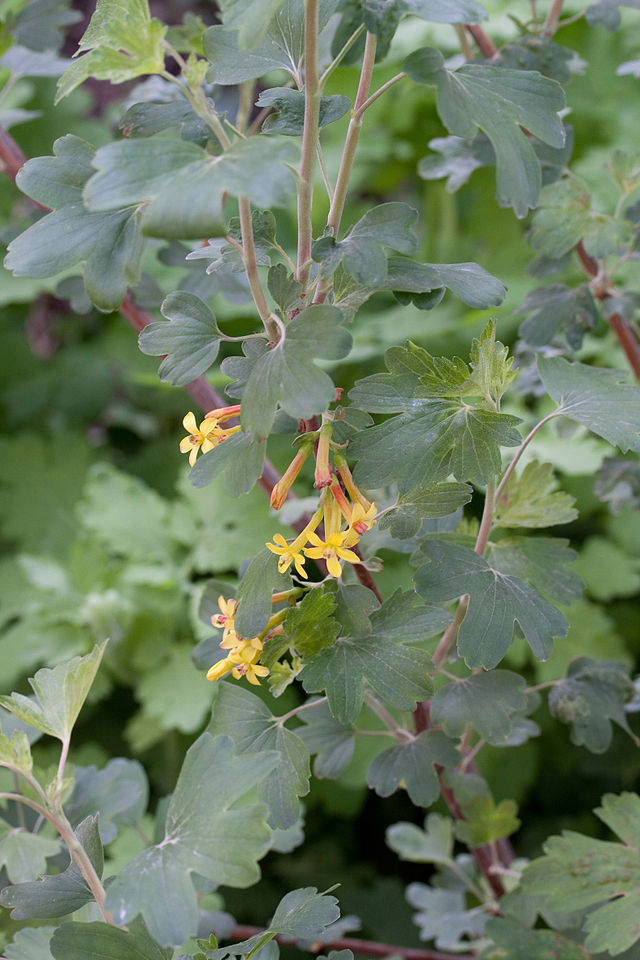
542;0;565;35
297;0;321;292
238;197;278;340
326;32;377;239
494;411;561;502
474;480;495;557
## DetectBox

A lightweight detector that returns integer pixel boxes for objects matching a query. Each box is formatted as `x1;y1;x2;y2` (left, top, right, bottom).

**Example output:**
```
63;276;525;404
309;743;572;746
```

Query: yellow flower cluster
179;405;242;466
206;596;269;685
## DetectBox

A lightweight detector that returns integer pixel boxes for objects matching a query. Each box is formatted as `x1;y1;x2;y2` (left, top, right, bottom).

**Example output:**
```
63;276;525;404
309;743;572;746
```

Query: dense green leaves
538;356;640;453
548;658;636;753
516;284;598;349
414;540;568;669
64;758;148;844
240;306;352;440
405;48;565;216
257;88;351;135
523;793;640;955
383;258;506;310
138;292;222;386
282;589;340;658
379;482;472;539
104;733;277;945
367;730;459;807
189;431;267;496
5;135;143;311
0;641;106;742
483;917;588;960
208;684;310;829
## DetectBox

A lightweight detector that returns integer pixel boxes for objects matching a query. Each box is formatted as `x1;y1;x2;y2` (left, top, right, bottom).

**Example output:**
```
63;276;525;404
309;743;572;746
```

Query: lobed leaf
548;657;636;753
367;731;459;807
138;292;221;387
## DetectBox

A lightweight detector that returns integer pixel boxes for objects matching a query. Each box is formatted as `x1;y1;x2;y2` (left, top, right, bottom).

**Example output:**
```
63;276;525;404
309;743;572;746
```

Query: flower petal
183;411;198;433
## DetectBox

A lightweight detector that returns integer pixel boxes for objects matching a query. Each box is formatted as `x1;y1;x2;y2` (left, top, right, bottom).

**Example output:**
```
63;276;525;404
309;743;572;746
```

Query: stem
494;411;561;503
542;0;565;35
238;196;278;339
277;696;328;724
365;691;414;742
0;793;112;924
55;736;70;800
297;0;321;292
465;24;498;58
454;24;474;60
474;480;495;557
327;31;377;237
431;597;468;669
229;927;474;960
319;24;366;87
317;142;334;203
353;72;407;120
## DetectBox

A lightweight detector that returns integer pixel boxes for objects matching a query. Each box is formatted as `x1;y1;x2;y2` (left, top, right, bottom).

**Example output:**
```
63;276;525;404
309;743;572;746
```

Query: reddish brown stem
575;240;640;380
412;703;511;901
0;125;28;181
464;24;497;58
229;927;473;960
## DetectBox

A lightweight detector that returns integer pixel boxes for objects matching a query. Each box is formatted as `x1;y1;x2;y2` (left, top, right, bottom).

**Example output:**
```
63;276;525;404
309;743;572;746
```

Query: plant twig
229;927;473;960
238;196;279;339
541;0;565;35
464;24;497;58
297;0;321;292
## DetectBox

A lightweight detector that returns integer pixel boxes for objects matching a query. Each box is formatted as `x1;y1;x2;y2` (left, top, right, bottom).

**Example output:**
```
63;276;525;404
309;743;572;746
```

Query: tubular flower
230;645;270;685
266;533;308;578
206;638;268;684
211;595;238;641
179;411;225;466
304;530;361;579
314;423;333;488
270;443;313;509
335;454;373;510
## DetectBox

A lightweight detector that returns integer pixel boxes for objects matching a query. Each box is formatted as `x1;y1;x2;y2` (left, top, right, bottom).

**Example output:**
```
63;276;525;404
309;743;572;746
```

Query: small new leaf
548;657;636;753
386;813;455;865
282;589;340;658
138;292;221;387
495;461;578;529
0;641;107;742
404;48;565;216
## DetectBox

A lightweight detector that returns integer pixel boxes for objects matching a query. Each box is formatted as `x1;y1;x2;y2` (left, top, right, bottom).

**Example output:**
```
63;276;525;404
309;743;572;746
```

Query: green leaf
330;0;403;63
522;793;640;956
486;536;583;606
466;321;516;405
55;0;167;101
269;886;340;939
384;257;506;310
83;135;297;238
64;758;148;845
267;264;303;313
105;733;277;946
234;547;290;638
538;356;640;453
240;305;352;440
0;641;107;742
369;589;452;642
5;135;144;311
595;457;640;515
138;292;221;387
188;430;266;497
282;589;340;658
414;540;568;669
431;671;528;745
386;813;455;864
454;791;520;846
137;644;213;734
516;284;598;349
548;657;636;753
296;699;356;779
258;88;351;135
50;919;172;960
418;134;493;192
301;631;434;725
528;178;632;259
203;0;337;82
312;203;418;287
208;684;310;829
4;926;56;960
495;461;578;529
0;822;60;884
367;730;458;807
119;97;210;145
483;916;589;960
0;815;102;919
379;482;473;539
0;727;33;776
216;0;286;49
407;882;488;948
572;535;640;601
404;48;565;216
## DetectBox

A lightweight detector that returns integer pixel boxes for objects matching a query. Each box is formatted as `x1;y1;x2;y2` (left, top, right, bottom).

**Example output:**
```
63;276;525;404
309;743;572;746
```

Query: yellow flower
211;595;238;641
230;646;270;686
304;530;361;579
266;533;308;578
349;501;378;535
206;655;235;682
179;411;225;467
